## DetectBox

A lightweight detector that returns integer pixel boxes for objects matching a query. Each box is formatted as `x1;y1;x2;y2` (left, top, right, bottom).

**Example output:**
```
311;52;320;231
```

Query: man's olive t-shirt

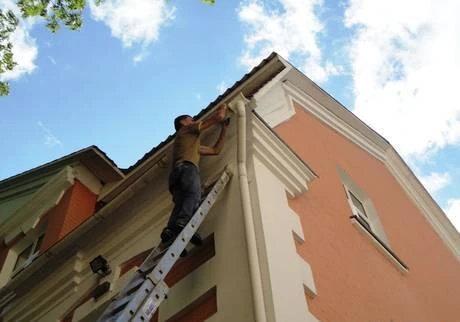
173;122;202;166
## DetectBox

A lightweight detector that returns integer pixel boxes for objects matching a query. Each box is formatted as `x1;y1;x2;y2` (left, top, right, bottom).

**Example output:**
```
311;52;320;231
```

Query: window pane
14;245;33;271
349;191;367;217
33;234;45;254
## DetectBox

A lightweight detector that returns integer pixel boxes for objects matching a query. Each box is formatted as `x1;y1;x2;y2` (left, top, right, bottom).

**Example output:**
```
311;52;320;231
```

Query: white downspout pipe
229;93;267;322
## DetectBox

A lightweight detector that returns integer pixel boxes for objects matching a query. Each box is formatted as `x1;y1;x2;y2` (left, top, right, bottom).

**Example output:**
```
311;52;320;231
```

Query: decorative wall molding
253;67;295;127
2;251;89;322
1;164;104;246
251;116;316;198
2;166;75;245
288;208;305;244
250;156;319;322
297;256;317;298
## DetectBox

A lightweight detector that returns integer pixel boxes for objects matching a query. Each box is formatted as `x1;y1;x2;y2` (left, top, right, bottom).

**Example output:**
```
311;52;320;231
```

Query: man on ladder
160;104;229;248
98;105;231;322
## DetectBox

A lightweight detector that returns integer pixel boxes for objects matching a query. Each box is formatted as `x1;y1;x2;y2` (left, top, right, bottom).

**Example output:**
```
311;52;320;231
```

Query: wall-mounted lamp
90;255;111;277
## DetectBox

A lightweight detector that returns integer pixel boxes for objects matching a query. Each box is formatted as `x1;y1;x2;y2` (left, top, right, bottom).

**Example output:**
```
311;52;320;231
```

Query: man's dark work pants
167;162;201;229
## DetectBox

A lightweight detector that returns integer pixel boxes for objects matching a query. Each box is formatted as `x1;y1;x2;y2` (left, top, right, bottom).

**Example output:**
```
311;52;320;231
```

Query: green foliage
17;0;85;34
0;9;19;96
0;0;215;96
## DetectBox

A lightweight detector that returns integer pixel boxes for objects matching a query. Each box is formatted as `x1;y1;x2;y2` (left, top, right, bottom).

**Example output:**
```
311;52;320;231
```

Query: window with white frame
338;168;390;245
346;189;371;231
338;168;409;272
12;233;45;275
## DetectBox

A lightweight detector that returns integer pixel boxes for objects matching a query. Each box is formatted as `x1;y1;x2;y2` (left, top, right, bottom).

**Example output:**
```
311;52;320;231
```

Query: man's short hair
174;115;191;131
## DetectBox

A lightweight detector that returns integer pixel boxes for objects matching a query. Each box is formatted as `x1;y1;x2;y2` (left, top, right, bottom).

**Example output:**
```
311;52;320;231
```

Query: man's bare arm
200;104;227;131
199;122;228;156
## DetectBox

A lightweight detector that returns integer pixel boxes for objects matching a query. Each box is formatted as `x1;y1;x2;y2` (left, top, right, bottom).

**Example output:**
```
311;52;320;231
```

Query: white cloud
444;198;460;233
89;0;175;48
237;0;341;83
216;81;227;94
133;50;149;64
0;0;38;81
37;121;62;148
419;172;450;195
345;0;460;160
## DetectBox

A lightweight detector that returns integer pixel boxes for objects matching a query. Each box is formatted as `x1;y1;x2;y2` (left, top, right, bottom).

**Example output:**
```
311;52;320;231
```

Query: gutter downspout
229;93;267;322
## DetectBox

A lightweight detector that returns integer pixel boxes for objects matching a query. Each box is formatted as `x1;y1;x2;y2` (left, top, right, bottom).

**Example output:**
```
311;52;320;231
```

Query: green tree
0;0;215;96
0;9;19;96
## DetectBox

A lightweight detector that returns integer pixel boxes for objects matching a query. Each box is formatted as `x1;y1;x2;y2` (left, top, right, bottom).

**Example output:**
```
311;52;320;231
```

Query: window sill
11;253;39;278
350;216;409;274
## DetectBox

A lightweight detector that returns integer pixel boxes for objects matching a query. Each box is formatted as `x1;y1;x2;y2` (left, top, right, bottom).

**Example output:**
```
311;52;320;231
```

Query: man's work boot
160;227;187;257
160;227;176;245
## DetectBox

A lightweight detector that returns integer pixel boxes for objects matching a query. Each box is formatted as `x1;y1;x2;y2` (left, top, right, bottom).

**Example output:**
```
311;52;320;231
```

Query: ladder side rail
148;171;229;285
98;169;231;322
126;171;231;322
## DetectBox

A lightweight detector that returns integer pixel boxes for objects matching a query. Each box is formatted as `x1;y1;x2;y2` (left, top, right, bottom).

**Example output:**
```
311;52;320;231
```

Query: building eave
0;146;124;192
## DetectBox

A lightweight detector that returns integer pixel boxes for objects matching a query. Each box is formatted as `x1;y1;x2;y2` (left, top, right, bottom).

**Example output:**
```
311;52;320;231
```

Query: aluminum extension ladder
98;168;232;322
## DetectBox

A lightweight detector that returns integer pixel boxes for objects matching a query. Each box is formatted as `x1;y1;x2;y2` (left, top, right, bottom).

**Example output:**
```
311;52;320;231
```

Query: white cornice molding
282;81;388;162
2;252;85;322
252;65;295;128
251;116;316;198
2;166;75;245
385;148;460;259
1;165;103;245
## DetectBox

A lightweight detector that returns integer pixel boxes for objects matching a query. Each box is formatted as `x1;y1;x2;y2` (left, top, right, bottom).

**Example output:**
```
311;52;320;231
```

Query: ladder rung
120;278;156;321
138;246;168;273
104;278;155;322
106;293;137;317
131;281;168;322
122;272;147;294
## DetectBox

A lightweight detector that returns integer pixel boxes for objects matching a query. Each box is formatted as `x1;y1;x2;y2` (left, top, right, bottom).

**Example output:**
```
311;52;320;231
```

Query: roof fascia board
86;148;125;181
0;147;123;191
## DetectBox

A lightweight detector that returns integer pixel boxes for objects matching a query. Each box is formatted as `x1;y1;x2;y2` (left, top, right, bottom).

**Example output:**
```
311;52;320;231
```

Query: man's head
174;115;193;131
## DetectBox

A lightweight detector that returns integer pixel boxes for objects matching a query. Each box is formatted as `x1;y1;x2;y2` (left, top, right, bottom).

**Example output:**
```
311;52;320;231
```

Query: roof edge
0;146;123;190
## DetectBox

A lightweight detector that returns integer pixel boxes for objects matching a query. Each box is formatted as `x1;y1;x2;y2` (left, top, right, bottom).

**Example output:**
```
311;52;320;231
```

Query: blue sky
1;0;459;230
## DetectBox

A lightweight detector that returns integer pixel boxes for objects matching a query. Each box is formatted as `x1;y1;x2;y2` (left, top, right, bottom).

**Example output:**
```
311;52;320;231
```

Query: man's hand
217;103;227;119
200;109;229;156
201;103;228;131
